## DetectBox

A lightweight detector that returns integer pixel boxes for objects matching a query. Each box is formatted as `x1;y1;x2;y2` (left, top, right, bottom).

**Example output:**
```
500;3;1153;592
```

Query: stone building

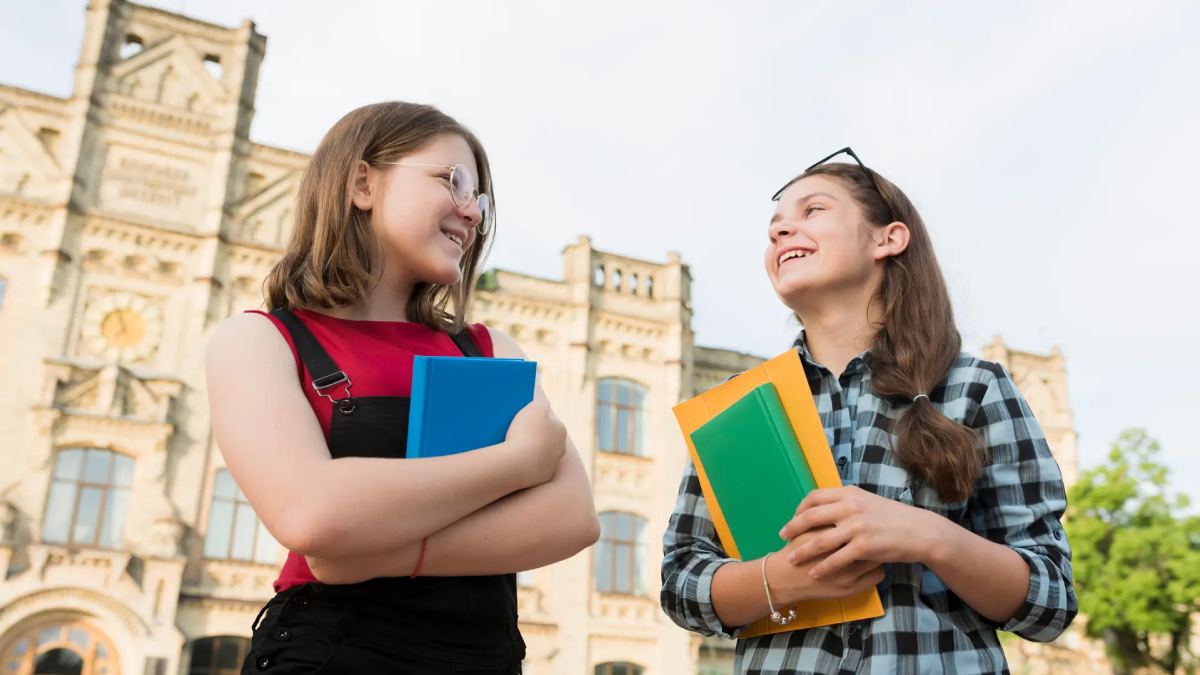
0;2;1084;675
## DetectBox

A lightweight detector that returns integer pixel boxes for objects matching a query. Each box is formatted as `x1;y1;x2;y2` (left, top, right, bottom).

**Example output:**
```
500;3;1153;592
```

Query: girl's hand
778;486;949;579
505;399;567;486
768;528;887;605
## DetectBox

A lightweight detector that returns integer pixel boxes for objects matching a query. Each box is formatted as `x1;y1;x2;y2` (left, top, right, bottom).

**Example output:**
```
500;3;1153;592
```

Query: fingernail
809;569;820;579
779;529;786;539
787;553;795;563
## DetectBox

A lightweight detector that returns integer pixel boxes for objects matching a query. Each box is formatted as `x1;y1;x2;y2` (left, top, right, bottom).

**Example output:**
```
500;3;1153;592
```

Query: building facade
0;2;1085;675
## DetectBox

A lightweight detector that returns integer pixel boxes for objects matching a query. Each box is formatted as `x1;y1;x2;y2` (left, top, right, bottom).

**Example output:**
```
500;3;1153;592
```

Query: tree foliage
1066;429;1200;675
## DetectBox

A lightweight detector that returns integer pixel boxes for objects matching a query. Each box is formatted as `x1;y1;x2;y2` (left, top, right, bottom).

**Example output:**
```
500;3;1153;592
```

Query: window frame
202;468;278;565
594;663;646;675
594;511;648;596
188;636;252;675
596;378;649;457
41;448;134;549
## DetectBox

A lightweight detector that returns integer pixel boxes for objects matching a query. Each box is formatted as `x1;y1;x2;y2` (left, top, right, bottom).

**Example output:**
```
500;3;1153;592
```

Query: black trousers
242;584;523;675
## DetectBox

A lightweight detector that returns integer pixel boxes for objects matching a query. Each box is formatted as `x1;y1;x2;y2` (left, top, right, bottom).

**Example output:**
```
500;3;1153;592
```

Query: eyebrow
770;192;839;223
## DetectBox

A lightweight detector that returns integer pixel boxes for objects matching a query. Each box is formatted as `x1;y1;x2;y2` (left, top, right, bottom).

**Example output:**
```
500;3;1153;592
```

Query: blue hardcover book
406;355;537;459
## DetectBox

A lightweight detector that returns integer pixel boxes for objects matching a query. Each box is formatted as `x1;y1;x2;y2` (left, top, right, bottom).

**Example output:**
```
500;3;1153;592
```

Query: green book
689;383;820;560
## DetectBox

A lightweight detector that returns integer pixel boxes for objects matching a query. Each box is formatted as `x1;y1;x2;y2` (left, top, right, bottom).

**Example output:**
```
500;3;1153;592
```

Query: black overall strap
448;328;483;358
270;309;354;410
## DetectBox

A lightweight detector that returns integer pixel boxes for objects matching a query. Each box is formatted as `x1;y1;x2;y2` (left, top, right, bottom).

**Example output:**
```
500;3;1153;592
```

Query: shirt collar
792;329;873;377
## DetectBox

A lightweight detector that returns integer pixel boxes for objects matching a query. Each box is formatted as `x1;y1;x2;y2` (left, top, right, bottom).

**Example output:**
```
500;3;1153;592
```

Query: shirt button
273;626;291;641
847;623;857;635
256;655;271;670
837;457;849;468
294;597;310;611
1054;529;1062;541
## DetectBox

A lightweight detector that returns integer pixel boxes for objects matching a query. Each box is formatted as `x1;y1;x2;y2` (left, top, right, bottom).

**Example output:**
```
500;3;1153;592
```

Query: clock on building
78;290;164;363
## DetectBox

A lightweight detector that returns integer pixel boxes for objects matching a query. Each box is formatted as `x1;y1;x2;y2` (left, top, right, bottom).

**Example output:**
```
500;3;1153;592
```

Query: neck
792;283;881;378
323;265;415;322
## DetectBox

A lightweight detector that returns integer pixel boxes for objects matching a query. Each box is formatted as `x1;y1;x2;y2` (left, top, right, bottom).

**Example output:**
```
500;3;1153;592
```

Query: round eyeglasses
381;162;491;234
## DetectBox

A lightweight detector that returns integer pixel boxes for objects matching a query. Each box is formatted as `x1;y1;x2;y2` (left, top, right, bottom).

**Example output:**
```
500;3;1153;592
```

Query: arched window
204;469;279;565
189;637;251;675
594;512;648;595
597;379;648;457
42;449;133;548
595;663;645;675
0;622;117;675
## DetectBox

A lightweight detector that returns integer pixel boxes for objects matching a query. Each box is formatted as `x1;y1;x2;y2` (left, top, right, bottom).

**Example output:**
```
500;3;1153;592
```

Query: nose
456;197;482;229
769;219;795;242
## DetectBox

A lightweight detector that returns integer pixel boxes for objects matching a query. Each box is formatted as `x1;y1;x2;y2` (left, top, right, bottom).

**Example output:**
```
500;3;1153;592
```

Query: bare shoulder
206;312;294;382
486;326;528;360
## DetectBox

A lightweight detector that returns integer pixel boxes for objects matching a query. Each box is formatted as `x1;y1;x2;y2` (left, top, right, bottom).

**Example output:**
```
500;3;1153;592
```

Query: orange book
672;349;885;638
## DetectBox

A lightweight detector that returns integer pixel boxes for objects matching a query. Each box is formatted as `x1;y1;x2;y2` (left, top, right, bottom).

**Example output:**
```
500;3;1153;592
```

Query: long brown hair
264;101;495;333
796;163;983;502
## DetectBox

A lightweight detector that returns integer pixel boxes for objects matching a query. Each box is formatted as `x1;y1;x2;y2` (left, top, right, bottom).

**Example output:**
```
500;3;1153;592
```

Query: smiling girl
661;149;1077;674
206;102;599;675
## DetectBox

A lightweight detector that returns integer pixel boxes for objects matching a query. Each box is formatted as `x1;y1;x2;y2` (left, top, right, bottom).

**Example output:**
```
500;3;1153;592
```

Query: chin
426;264;463;287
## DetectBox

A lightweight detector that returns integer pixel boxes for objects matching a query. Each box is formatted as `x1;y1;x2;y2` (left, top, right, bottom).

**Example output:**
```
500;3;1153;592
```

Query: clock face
79;290;164;363
100;308;146;347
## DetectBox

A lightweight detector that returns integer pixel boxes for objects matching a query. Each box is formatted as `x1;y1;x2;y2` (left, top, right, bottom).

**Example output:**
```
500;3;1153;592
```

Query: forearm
925;520;1030;624
287;441;529;558
307;447;598;583
711;558;774;627
422;447;598;575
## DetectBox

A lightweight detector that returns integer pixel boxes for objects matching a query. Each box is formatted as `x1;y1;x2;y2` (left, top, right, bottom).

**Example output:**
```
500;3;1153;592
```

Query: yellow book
672;349;885;638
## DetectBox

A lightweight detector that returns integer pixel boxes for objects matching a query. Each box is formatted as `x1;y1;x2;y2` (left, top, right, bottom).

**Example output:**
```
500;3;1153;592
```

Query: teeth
778;250;811;266
444;232;463;247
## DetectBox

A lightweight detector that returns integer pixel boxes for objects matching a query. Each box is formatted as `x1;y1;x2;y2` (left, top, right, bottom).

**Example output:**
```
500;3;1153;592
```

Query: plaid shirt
661;336;1077;674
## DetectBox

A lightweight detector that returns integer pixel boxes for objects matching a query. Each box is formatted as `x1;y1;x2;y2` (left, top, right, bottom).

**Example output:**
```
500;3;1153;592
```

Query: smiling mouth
443;232;463;248
777;249;812;267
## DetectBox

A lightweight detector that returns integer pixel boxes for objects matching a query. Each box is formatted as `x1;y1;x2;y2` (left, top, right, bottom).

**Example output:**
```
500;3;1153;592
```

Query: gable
107;34;226;113
0;104;66;197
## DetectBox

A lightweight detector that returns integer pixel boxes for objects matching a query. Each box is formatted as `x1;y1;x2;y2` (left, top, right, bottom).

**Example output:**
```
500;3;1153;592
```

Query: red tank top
247;309;495;592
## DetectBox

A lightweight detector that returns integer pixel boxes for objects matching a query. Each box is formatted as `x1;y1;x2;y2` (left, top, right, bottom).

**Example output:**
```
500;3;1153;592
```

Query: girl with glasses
661;151;1077;674
206;101;600;675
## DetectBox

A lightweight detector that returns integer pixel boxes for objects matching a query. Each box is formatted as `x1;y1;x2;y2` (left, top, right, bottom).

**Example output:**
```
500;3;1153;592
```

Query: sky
2;0;1197;504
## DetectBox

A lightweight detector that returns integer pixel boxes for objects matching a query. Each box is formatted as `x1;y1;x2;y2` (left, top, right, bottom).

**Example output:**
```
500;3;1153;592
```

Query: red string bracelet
411;537;429;578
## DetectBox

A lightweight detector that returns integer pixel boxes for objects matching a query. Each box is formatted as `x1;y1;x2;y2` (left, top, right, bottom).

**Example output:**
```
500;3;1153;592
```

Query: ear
871;221;910;260
350;160;375;211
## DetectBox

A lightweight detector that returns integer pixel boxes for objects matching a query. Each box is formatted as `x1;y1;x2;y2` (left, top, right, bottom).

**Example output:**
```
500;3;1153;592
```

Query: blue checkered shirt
661;336;1077;674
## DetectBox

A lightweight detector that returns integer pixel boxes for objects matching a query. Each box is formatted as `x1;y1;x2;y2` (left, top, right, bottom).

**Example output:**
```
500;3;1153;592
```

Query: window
516;569;534;587
0;277;7;318
120;34;144;59
595;663;644;675
594;512;647;595
0;622;117;675
597;379;648;457
42;449;133;548
204;469;278;564
189;637;250;675
203;54;223;81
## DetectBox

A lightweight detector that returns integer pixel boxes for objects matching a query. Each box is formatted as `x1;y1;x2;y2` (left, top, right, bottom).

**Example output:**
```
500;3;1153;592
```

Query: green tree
1066;429;1200;675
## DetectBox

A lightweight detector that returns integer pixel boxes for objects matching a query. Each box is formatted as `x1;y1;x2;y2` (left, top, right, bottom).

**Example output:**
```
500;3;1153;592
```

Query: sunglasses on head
771;147;896;223
380;162;491;235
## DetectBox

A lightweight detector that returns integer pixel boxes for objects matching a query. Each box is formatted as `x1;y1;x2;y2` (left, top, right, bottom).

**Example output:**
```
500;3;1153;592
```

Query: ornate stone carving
0;498;17;545
44;361;181;423
145;518;186;560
